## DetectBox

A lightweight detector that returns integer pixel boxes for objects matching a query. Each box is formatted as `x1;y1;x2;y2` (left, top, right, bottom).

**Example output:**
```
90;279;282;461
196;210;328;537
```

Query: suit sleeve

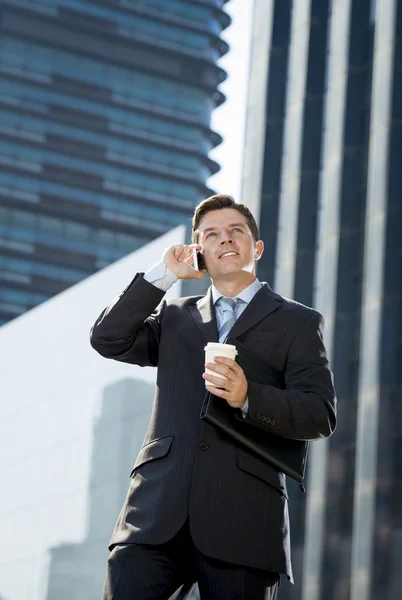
89;273;166;366
243;312;337;441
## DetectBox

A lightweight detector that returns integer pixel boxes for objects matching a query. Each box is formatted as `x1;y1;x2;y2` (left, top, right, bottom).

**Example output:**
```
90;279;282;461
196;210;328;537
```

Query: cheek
203;253;214;269
201;244;214;260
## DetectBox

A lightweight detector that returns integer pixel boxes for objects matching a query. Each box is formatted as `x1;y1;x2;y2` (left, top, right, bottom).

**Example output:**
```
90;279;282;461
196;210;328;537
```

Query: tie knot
218;297;238;312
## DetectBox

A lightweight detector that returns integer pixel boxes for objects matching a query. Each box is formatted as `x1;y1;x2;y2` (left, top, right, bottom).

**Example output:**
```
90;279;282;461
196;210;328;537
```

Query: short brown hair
192;194;259;243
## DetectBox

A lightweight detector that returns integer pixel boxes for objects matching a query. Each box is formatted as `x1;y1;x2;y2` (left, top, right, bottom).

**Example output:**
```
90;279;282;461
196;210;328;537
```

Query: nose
219;233;233;244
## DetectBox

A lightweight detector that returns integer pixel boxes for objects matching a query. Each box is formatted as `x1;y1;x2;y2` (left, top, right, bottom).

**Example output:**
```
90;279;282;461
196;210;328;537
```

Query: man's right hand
163;244;206;280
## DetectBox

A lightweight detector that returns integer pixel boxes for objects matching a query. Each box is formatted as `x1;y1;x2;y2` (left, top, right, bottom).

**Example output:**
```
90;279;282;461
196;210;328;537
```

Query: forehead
198;208;248;231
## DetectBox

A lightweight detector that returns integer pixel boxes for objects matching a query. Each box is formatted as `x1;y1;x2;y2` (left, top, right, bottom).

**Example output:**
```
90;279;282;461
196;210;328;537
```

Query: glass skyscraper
242;1;402;599
0;227;187;600
0;0;230;325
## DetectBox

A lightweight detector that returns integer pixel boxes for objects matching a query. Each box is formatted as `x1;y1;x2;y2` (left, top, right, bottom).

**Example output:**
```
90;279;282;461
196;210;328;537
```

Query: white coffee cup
204;342;238;387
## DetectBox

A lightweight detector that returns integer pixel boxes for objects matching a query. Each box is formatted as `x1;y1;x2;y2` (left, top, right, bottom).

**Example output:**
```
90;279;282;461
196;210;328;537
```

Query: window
0;256;88;282
0;34;208;110
121;0;214;25
1;77;206;144
39;216;63;234
65;222;89;241
10;210;34;227
0;172;191;227
0;288;48;305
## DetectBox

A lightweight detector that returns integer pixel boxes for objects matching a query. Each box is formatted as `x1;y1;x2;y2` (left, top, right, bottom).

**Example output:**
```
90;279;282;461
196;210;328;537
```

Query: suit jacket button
255;412;261;420
199;442;209;451
270;419;275;426
260;415;266;422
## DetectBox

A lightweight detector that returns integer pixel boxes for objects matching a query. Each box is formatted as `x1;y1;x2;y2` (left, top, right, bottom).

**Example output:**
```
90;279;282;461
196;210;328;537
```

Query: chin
219;266;244;277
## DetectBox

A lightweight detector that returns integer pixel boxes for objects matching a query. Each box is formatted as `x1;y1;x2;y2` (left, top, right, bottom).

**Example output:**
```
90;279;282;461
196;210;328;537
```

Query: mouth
219;251;239;259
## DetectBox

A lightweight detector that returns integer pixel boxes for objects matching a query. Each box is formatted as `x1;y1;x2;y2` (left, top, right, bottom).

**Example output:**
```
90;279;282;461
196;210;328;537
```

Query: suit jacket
90;274;337;582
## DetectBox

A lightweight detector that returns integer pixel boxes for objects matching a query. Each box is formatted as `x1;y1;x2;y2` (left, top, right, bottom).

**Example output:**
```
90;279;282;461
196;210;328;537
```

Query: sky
207;0;254;200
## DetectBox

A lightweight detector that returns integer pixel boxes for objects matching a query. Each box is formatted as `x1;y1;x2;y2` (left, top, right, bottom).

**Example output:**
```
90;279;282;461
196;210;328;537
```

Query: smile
219;252;238;259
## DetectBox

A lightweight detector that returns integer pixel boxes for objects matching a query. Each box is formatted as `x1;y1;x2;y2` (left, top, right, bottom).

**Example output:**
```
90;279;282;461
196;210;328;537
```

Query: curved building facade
0;0;230;325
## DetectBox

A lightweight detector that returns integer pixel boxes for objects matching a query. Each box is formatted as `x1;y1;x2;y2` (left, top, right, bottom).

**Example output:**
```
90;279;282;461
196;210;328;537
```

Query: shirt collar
212;278;262;306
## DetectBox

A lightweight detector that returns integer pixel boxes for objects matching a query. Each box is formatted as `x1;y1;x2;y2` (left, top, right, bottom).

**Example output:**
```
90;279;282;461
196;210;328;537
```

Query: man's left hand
203;357;248;409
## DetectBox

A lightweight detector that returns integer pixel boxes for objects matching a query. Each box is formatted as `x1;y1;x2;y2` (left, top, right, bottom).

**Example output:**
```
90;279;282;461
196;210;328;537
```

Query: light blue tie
218;297;240;343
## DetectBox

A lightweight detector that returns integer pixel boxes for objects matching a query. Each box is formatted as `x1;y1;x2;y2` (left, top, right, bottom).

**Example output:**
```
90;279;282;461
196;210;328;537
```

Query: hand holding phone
162;244;205;280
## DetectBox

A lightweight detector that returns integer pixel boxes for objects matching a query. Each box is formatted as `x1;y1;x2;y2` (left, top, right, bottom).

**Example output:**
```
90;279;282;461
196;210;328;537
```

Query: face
196;208;264;281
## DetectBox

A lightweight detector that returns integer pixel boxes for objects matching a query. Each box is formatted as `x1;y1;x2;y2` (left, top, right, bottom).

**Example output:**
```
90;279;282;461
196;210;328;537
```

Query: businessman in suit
90;194;336;600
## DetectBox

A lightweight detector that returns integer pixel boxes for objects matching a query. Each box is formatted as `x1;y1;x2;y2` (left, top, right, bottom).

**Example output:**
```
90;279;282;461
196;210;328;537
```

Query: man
90;194;336;600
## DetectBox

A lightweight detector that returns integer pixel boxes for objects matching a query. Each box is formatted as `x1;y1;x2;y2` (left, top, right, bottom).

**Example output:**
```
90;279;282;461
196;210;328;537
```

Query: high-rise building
0;226;187;600
0;0;230;325
242;1;402;599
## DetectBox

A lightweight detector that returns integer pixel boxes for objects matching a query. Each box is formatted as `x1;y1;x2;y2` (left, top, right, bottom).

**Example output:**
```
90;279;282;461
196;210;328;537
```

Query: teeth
221;252;237;258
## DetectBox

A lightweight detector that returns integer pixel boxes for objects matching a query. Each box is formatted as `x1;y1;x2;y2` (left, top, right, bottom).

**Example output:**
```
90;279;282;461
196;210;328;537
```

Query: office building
242;1;402;599
0;0;230;325
0;226;186;600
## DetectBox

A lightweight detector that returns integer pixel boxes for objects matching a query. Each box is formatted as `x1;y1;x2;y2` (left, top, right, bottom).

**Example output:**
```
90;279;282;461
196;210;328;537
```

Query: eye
232;228;243;233
206;232;216;238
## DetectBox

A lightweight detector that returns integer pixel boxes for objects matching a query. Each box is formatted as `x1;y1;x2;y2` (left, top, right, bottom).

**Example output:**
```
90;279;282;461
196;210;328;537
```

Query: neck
212;272;256;298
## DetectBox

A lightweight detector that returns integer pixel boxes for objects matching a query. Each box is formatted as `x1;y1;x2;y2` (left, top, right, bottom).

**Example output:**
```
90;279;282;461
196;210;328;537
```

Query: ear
255;240;264;261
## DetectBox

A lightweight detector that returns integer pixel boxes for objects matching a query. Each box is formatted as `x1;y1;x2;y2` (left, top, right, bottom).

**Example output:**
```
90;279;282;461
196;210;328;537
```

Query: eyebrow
201;223;247;234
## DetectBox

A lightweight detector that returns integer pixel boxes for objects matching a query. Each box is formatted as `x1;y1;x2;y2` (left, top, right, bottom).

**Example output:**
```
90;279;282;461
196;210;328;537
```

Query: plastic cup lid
204;343;237;354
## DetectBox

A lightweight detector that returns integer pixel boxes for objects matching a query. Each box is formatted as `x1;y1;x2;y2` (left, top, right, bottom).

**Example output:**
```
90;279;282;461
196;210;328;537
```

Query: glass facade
0;0;231;325
241;0;402;599
0;226;185;600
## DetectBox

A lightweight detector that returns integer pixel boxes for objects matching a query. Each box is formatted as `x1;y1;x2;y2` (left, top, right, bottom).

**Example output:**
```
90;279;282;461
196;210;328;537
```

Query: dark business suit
90;273;336;598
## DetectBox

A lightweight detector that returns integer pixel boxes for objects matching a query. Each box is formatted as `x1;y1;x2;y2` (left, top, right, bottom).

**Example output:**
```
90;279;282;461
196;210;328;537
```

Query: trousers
102;519;279;600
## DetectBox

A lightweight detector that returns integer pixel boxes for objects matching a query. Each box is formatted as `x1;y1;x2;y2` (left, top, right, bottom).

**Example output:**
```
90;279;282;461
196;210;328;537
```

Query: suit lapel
188;287;219;343
188;283;283;343
228;283;284;339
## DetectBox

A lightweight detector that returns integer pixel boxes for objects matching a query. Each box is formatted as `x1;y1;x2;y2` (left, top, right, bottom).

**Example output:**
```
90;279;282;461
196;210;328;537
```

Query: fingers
204;362;232;379
205;385;228;398
174;244;202;263
173;245;186;261
203;360;241;387
203;372;229;387
210;356;242;374
184;248;198;265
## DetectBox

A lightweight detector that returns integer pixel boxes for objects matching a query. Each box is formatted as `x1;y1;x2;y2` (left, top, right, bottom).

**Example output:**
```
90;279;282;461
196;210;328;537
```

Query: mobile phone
192;248;205;271
197;251;206;270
